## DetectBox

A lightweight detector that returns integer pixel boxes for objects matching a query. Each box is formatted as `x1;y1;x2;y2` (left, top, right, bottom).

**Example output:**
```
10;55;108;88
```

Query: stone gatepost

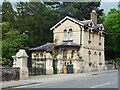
56;54;63;74
46;53;53;75
73;54;79;74
12;49;28;80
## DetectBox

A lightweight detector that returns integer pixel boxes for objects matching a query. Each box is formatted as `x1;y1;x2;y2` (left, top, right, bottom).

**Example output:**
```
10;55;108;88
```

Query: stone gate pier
12;49;29;80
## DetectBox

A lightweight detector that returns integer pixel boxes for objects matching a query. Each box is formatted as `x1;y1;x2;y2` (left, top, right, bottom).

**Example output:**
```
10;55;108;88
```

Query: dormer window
69;29;73;40
64;29;68;40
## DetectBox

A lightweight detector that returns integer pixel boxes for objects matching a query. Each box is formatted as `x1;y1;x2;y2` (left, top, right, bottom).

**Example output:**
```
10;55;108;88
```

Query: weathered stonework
12;49;28;80
46;53;53;75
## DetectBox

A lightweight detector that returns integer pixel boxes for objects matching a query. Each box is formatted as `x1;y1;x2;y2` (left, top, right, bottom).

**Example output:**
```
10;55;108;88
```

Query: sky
100;1;119;15
0;0;119;15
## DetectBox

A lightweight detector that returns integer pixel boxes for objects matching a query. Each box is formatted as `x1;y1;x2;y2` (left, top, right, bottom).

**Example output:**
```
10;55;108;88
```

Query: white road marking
90;81;114;88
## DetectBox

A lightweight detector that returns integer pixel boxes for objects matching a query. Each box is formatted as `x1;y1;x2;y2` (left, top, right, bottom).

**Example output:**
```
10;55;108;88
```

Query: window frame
64;29;68;40
69;29;73;40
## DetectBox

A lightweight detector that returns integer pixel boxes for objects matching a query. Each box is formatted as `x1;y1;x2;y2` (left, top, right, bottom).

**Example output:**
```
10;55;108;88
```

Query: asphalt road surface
17;72;118;88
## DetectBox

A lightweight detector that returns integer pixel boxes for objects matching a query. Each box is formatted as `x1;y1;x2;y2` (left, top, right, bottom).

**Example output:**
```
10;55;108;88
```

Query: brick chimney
90;10;97;26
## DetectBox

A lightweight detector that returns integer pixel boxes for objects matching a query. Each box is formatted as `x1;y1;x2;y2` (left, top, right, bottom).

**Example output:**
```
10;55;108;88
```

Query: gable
50;16;84;31
53;19;81;33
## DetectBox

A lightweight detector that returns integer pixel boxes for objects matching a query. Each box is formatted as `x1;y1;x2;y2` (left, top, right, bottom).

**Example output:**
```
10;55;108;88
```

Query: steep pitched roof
50;16;84;30
29;43;53;52
50;16;105;31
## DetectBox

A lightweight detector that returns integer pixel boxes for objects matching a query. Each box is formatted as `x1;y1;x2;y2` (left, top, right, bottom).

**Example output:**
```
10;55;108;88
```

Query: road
16;72;118;88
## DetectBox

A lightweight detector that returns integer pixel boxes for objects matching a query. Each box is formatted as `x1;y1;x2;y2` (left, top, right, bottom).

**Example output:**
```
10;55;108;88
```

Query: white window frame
64;30;68;40
69;29;73;40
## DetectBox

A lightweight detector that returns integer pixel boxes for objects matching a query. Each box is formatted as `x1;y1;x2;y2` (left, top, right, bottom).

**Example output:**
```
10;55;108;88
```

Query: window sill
63;39;73;42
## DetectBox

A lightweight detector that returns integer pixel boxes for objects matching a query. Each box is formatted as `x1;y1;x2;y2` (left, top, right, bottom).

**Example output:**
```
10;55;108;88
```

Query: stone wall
1;67;20;81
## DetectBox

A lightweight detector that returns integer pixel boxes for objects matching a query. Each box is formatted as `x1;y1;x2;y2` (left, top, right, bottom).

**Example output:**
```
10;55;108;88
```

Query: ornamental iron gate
28;57;46;76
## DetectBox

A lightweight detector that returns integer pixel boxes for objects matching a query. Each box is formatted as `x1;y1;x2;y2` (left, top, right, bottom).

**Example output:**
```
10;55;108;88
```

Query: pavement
24;71;118;88
1;69;118;89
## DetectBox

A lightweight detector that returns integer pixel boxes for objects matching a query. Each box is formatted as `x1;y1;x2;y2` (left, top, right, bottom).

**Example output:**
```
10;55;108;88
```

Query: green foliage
77;53;82;60
0;57;13;67
2;1;17;27
114;58;120;66
2;22;29;67
104;8;120;59
45;2;104;21
53;52;59;60
15;2;59;48
2;30;29;59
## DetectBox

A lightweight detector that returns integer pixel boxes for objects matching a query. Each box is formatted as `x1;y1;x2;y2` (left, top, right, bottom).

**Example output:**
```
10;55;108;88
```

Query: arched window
40;53;43;59
71;50;75;58
69;29;73;40
64;29;68;40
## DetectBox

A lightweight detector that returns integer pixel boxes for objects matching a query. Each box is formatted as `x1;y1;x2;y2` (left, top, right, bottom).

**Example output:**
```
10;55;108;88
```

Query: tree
104;8;120;59
45;2;104;22
15;2;59;47
2;1;16;27
1;22;29;67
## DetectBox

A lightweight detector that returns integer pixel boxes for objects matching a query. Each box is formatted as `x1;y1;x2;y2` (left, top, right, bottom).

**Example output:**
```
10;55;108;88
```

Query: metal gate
28;58;46;76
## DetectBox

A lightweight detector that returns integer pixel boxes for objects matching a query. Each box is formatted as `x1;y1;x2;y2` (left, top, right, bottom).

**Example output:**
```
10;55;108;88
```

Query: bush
114;58;120;66
0;57;13;67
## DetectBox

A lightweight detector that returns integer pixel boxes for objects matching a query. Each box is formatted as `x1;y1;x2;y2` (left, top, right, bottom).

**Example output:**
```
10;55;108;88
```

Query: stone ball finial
73;54;79;59
46;53;52;59
56;54;62;60
16;49;28;58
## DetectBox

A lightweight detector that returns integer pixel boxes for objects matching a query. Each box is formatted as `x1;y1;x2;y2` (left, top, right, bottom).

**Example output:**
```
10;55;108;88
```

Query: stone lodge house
29;10;107;73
